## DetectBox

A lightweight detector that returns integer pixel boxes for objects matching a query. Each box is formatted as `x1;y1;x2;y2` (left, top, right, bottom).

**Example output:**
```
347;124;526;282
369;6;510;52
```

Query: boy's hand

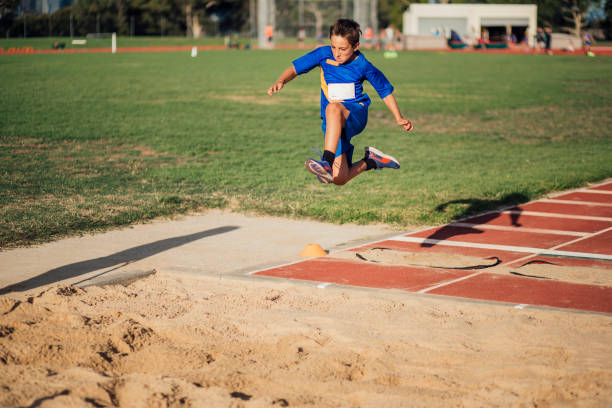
267;80;284;96
268;66;298;96
398;118;413;132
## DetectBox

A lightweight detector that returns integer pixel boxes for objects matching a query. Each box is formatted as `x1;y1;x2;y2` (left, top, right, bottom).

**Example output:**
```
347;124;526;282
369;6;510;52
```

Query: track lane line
502;210;612;222
538;198;612;207
389;236;612;261
448;222;588;237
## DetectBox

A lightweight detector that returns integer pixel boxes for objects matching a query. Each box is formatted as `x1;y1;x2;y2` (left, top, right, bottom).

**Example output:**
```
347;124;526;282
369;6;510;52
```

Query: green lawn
1;48;611;247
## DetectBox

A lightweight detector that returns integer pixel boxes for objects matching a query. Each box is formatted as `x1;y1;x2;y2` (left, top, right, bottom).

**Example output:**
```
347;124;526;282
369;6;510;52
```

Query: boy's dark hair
329;19;361;46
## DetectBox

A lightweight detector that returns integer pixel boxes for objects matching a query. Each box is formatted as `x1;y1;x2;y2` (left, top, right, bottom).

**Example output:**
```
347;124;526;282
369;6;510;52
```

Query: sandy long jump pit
0;181;611;407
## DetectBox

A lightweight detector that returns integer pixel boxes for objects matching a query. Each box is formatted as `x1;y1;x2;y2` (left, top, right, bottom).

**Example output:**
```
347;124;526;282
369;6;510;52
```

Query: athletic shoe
316;175;328;184
365;146;400;170
305;158;333;183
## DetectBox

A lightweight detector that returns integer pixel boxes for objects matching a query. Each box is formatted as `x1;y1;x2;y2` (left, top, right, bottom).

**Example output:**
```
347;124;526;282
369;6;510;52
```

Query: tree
116;0;128;35
0;0;19;18
0;0;20;35
605;0;612;39
561;0;596;37
378;0;413;31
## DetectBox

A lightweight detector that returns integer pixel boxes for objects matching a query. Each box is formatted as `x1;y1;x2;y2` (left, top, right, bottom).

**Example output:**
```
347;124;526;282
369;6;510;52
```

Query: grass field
1;46;611;247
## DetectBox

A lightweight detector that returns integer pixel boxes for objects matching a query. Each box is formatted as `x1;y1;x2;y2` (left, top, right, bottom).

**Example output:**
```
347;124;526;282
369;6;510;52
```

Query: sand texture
1;272;611;407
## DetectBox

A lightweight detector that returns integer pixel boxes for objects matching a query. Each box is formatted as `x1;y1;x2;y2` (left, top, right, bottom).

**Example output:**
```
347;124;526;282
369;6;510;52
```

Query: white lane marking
502;210;612;222
578;189;612;195
538;198;612;207
417;271;484;294
449;222;587;237
514;304;528;309
546;225;612;253
389;236;612;261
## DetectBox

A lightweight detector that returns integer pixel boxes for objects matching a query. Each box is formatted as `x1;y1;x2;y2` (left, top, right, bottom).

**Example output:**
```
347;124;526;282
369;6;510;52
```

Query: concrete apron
0;210;396;294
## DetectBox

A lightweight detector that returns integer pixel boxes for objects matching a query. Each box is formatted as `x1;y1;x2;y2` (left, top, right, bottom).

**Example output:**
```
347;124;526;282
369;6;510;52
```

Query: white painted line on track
547;225;612;252
504;226;612;267
414;226;612;293
580;189;612;195
538;198;612;207
514;304;528;309
389;236;612;261
417;271;485;294
448;222;588;237
502;210;612;222
246;258;306;276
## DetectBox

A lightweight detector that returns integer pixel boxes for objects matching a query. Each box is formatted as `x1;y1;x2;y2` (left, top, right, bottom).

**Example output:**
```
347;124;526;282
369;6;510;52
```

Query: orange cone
299;243;327;258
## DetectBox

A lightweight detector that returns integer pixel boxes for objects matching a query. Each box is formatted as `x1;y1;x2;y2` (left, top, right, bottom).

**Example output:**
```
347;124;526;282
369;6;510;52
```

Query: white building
403;4;537;47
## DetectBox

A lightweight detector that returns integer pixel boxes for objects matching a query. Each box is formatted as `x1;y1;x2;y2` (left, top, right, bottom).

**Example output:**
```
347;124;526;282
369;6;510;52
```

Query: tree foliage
2;0;609;39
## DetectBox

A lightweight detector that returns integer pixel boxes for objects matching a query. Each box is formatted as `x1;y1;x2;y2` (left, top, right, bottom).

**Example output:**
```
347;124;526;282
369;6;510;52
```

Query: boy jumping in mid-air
268;18;413;185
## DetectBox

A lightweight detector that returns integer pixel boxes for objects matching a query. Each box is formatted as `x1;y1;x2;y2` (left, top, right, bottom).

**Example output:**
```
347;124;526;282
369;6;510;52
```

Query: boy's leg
333;146;401;185
323;102;350;161
332;154;367;185
306;101;371;184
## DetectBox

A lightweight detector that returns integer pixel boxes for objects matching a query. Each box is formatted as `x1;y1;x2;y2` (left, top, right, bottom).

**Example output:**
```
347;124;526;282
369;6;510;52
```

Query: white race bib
328;83;355;101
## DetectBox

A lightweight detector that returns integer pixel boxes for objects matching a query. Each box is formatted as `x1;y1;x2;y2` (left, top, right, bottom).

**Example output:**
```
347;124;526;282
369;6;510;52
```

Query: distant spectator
394;28;403;51
383;25;394;50
535;27;546;52
298;27;306;48
264;24;274;48
478;28;489;50
544;27;552;55
522;29;530;52
363;26;373;49
583;30;595;56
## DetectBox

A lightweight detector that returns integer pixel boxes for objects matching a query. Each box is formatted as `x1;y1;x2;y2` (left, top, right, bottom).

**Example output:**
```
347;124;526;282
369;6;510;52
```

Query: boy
267;18;413;185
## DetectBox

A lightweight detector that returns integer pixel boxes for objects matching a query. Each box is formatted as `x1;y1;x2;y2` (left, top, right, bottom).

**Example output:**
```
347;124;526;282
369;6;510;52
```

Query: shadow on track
421;193;529;247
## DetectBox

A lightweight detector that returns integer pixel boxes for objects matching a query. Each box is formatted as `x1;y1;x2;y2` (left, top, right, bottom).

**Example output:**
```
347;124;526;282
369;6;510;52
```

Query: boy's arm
268;66;298;96
382;93;413;131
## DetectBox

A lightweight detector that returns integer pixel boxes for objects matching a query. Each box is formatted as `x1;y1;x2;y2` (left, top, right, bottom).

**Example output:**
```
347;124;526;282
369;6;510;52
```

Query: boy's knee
332;175;349;186
325;102;343;117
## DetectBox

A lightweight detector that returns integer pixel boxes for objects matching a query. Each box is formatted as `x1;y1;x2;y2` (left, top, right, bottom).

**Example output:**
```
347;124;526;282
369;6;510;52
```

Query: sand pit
335;248;612;287
1;272;611;407
334;248;501;270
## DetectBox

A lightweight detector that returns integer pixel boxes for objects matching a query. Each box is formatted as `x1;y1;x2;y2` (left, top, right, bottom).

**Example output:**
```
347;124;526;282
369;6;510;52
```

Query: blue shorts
321;101;368;164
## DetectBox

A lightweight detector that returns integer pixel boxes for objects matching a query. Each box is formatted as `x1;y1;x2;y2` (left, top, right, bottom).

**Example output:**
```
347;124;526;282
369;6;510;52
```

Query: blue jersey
292;46;394;119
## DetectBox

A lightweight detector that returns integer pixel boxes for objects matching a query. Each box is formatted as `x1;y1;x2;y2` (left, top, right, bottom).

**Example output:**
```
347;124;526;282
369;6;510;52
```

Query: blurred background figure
364;26;373;49
583;30;595;56
535;27;546;52
298;26;306;48
544;27;552;55
264;24;274;48
382;25;394;50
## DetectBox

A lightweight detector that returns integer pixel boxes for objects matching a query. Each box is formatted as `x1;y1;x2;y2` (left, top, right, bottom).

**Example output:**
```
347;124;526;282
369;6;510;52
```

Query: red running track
255;180;612;314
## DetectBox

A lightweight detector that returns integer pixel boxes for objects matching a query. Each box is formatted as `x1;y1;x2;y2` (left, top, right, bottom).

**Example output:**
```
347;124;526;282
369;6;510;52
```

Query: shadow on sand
421;193;529;247
0;226;239;294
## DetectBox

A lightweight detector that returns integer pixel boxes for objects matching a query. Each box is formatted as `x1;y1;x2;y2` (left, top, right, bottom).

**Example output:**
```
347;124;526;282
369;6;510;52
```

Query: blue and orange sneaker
365;146;400;170
305;158;333;183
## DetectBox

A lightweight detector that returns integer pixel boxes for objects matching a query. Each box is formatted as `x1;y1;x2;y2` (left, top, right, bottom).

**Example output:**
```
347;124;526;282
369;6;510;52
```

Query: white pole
112;32;117;54
257;0;267;49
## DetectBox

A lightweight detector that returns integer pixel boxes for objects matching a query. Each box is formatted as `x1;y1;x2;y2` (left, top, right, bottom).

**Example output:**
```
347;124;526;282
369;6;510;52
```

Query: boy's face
330;35;359;64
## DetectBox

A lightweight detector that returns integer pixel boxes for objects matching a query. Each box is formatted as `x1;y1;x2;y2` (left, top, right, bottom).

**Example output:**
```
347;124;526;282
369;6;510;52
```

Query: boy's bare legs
324;102;349;155
324;102;353;183
332;154;367;185
324;102;373;185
